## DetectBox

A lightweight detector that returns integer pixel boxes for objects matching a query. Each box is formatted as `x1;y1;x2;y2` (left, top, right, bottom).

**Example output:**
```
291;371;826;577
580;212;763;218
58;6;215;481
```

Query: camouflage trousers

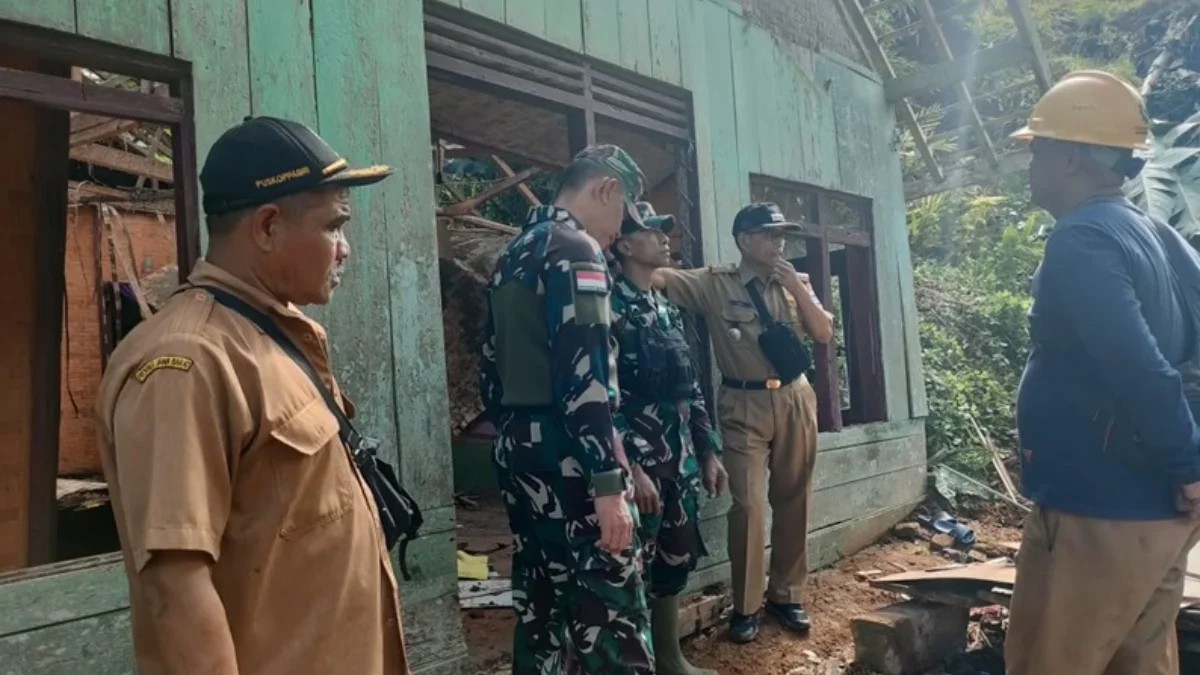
497;466;655;675
638;471;707;598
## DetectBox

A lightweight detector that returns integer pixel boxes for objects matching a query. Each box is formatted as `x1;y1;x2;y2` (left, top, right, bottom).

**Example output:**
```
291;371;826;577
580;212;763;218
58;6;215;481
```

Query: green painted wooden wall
0;0;925;672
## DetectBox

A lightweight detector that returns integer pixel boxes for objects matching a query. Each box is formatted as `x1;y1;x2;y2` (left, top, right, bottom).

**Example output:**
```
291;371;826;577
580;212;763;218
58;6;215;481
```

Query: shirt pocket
269;396;356;540
719;304;760;348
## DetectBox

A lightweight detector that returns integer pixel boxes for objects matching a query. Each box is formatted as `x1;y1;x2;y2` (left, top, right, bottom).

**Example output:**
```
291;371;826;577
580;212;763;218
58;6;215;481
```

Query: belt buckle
765;378;781;390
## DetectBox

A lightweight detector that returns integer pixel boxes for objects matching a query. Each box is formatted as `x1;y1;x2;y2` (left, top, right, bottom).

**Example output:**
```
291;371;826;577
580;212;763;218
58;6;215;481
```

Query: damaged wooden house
0;0;1048;672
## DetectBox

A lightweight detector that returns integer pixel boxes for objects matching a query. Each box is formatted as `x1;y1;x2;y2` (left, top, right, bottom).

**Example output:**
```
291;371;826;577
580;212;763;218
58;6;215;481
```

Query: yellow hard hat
1010;70;1149;150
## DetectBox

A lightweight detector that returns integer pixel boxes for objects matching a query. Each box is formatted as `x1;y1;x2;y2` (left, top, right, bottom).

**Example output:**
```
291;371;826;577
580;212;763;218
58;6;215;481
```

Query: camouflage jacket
479;205;624;478
611;275;719;479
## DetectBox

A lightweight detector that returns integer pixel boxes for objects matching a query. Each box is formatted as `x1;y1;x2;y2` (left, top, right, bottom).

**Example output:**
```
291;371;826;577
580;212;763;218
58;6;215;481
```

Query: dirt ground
458;496;1024;675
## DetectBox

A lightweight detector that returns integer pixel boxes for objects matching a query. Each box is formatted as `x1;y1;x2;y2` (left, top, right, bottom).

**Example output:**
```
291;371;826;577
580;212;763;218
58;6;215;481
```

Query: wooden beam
1005;0;1054;91
69;117;141;147
0;66;184;124
71;143;174;183
913;0;997;164
433;126;565;168
927;108;1028;144
439;167;541;216
876;1;981;43
842;0;943;182
883;39;1033;103
904;149;1030;201
491;155;541;207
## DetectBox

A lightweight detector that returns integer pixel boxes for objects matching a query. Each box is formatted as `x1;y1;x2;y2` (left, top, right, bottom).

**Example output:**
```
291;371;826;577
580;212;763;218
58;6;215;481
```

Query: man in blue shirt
1007;70;1200;675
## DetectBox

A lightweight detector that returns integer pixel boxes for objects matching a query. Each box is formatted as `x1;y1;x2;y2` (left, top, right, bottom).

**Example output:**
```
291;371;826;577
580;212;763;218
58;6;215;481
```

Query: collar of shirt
737;260;775;287
187;260;322;331
524;204;581;230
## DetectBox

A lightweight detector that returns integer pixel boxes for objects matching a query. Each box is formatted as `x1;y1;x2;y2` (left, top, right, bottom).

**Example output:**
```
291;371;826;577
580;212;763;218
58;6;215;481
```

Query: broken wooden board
874;545;1200;611
458;579;512;609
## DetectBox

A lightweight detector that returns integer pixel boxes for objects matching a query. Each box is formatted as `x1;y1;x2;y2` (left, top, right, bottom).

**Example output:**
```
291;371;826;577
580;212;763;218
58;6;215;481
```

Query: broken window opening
0;38;196;578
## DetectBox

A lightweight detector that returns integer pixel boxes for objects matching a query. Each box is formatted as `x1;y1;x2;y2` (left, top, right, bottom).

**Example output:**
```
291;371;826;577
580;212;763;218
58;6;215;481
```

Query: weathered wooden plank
71;143;173;183
810;465;926;531
544;0;584;52
750;28;784;181
688;499;921;593
461;0;503;22
309;0;395;471
247;0;318;126
171;0;252;252
77;0;171;56
807;499;921;570
647;0;681;85
812;431;925;493
616;0;652;75
394;512;466;672
0;611;135;674
677;0;723;433
0;2;75;32
818;418;922;452
506;0;547;38
729;17;760;194
0;556;127;636
582;0;621;67
699;1;740;261
817;55;912;421
376;0;454;510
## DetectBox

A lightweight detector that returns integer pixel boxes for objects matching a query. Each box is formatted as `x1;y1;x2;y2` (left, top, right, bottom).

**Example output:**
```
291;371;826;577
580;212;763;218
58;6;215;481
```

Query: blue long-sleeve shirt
1017;196;1200;519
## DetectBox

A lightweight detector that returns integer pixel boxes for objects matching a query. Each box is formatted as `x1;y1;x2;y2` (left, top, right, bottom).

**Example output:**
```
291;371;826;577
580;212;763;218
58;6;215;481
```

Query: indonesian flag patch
571;263;608;295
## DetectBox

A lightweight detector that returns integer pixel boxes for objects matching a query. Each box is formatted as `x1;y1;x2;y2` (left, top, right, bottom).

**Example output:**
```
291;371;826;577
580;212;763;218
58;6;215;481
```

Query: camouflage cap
573;144;647;225
620;201;676;236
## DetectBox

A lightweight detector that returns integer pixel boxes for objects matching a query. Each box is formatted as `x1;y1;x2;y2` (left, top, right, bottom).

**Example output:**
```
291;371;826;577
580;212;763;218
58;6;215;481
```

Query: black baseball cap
200;116;394;217
731;202;803;237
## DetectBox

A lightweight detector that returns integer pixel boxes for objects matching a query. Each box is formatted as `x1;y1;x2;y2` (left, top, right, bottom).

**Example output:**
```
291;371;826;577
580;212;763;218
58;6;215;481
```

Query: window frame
0;19;198;574
749;174;886;432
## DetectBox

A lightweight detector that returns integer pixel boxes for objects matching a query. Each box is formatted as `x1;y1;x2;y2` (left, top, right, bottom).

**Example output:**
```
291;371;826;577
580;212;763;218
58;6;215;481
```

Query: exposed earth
459;497;1024;675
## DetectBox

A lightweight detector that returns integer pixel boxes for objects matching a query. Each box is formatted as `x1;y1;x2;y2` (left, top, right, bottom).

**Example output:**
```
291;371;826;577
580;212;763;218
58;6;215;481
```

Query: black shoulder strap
744;280;775;325
193;285;362;450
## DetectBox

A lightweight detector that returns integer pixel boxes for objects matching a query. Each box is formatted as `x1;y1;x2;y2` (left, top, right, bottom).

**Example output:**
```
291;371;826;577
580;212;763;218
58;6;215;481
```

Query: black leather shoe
765;601;811;634
728;612;759;643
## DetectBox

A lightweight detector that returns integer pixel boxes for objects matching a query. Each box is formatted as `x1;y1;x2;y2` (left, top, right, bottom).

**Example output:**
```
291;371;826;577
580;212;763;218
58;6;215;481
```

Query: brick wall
59;207;177;476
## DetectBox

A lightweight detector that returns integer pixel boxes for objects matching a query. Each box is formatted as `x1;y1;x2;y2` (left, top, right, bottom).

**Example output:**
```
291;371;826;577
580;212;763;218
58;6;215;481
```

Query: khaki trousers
1006;506;1200;675
717;379;818;615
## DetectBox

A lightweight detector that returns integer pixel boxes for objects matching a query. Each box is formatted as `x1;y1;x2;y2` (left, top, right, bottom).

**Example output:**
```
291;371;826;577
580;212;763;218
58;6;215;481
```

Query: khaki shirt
96;261;406;675
657;262;808;381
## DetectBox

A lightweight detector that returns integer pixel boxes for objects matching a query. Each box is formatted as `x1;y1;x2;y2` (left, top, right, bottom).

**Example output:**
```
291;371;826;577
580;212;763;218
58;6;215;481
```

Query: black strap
192;285;363;454
744;280;774;324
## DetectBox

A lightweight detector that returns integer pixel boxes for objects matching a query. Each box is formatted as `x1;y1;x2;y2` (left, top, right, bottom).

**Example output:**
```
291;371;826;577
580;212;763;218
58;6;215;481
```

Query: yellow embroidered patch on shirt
134;356;194;383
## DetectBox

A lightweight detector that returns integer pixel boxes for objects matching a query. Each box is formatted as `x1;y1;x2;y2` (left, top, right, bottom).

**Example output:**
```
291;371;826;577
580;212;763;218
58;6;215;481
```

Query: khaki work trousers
717;379;818;615
1006;506;1200;675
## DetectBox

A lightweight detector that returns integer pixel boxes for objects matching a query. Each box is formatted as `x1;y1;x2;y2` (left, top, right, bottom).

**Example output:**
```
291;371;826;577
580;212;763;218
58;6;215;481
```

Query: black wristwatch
590;469;628;497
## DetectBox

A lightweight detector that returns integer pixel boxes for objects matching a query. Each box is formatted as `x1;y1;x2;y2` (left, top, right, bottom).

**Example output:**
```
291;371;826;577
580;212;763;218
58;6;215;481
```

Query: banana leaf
1126;112;1200;242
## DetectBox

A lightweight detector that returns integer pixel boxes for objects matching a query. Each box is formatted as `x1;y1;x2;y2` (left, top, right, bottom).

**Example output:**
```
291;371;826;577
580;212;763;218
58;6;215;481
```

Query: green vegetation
885;0;1200;484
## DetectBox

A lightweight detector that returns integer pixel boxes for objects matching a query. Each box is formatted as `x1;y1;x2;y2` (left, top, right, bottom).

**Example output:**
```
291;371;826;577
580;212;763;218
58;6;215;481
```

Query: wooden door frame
0;19;198;570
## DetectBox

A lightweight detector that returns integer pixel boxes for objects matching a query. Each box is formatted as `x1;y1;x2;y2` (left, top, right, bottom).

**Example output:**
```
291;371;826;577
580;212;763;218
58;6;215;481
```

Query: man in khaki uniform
652;203;833;643
96;116;407;675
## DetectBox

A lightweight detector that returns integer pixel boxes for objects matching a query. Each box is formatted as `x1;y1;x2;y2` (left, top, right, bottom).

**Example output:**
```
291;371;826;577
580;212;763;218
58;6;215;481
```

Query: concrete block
850;600;969;675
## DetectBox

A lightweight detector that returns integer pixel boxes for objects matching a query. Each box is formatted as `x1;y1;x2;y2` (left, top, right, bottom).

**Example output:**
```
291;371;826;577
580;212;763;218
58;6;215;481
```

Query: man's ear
248;203;283;252
616;238;632;258
594;176;619;205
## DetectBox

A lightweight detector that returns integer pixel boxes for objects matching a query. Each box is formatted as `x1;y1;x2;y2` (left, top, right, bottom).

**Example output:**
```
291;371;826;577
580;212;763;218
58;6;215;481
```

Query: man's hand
595;493;634;554
702;454;728;498
631;464;660;516
771;260;807;295
1178;481;1200;519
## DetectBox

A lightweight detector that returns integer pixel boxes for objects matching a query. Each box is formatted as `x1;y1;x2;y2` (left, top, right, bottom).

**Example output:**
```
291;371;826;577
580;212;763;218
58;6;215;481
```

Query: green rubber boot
650;595;720;675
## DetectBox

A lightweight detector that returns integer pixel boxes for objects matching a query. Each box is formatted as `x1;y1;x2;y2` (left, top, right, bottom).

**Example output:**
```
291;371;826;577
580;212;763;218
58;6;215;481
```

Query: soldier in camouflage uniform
480;145;655;675
610;202;728;675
